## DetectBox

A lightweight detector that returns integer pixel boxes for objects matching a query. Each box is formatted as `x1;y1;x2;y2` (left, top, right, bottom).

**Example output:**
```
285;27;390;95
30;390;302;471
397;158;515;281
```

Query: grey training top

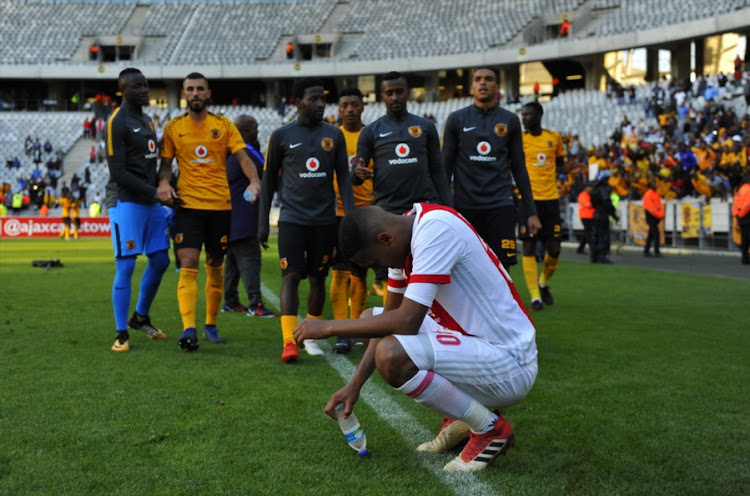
105;102;160;208
353;112;452;215
442;103;536;215
258;119;354;240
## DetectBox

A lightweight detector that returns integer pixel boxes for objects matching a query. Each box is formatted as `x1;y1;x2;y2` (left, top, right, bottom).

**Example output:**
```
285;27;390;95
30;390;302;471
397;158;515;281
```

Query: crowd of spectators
557;70;750;206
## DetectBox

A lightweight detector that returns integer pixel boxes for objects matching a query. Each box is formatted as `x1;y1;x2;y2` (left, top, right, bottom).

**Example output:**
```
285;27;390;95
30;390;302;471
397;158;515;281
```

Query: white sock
397;370;495;432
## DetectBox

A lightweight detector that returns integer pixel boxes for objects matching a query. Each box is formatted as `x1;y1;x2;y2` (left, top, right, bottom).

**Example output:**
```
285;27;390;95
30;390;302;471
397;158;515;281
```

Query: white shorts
374;307;537;409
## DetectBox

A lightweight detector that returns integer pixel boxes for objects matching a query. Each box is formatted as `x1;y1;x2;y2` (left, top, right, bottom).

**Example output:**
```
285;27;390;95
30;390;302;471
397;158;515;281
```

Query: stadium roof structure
0;0;748;79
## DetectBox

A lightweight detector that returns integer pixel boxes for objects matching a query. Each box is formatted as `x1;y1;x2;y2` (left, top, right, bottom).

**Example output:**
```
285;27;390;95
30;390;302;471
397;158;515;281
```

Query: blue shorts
109;201;170;258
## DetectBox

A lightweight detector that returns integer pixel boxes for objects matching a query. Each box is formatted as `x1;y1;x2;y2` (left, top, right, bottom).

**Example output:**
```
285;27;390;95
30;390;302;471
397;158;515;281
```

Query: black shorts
278;221;337;279
459;206;518;267
518;199;562;241
63;216;71;227
173;208;231;257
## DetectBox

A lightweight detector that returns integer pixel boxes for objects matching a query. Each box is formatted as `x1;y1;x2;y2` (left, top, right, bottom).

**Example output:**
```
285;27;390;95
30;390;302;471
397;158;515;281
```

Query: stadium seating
0;3;133;64
592;0;750;37
0;112;83;185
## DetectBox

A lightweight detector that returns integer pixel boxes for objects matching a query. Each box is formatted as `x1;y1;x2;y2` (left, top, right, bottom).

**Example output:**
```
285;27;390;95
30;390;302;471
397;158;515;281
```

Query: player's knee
115;255;137;278
521;240;536;257
148;249;170;274
308;274;326;291
547;240;561;258
375;336;416;388
282;271;302;287
178;250;199;269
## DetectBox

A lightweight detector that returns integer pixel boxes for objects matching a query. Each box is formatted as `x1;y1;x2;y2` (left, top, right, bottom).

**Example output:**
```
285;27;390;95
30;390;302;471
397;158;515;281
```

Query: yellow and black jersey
59;196;71;217
161;112;245;211
522;129;565;201
335;125;373;216
71;199;81;218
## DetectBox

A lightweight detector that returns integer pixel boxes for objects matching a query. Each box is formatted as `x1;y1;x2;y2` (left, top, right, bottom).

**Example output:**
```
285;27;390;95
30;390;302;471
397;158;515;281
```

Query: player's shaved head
118;67;143;90
339;206;383;261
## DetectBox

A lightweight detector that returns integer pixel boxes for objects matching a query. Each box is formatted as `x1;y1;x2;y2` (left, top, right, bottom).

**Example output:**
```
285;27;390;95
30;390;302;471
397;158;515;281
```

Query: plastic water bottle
334;403;368;457
243;190;256;202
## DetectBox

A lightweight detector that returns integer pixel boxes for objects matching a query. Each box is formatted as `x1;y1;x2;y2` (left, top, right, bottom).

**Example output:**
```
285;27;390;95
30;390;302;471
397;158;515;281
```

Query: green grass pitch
0;237;748;496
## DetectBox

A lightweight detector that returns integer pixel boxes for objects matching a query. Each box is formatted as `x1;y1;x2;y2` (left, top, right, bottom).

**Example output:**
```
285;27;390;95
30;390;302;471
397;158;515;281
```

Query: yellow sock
522;256;541;301
281;315;297;345
63;226;69;240
205;264;223;326
349;274;367;319
539;254;560;287
178;267;199;330
330;269;350;320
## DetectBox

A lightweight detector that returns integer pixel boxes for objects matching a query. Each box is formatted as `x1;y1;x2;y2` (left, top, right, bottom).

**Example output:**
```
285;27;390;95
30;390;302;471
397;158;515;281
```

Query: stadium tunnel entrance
542;60;586;94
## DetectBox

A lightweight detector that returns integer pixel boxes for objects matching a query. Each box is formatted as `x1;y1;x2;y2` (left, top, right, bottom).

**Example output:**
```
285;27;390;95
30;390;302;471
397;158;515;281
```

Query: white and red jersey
388;203;537;365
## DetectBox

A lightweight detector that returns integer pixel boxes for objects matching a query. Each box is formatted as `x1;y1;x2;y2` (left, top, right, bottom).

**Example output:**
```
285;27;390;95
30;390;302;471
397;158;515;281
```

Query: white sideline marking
261;283;502;496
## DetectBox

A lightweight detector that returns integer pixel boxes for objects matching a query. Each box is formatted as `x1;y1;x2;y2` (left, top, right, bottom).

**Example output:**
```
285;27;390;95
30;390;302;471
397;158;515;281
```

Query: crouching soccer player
294;204;537;471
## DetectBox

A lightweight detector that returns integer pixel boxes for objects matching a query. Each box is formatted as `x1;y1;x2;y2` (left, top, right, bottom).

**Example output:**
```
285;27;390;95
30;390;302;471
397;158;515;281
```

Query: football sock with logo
539;254;560;287
135;249;169;317
281;315;297;344
112;256;136;331
177;268;199;330
205;264;224;326
329;270;350;320
398;370;496;433
349;274;367;319
522;255;541;301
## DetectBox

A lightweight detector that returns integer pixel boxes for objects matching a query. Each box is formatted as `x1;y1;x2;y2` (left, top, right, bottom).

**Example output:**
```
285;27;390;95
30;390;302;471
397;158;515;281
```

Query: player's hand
247;181;261;200
157;182;179;205
527;215;542;236
354;158;373;180
323;383;361;421
293;318;329;344
258;227;269;250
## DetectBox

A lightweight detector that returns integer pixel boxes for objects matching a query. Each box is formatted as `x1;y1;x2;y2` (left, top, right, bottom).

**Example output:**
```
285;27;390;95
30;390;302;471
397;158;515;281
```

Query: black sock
116;331;130;344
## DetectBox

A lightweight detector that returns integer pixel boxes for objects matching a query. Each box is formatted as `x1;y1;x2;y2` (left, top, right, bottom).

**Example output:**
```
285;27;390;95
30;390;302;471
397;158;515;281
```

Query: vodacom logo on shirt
191;144;214;164
389;143;418;165
469;140;498;162
144;139;158;159
477;141;491;155
299;157;326;178
532;152;550;167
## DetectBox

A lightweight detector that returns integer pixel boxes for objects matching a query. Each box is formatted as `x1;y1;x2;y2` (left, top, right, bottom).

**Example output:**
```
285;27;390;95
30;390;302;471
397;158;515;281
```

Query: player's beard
188;98;207;112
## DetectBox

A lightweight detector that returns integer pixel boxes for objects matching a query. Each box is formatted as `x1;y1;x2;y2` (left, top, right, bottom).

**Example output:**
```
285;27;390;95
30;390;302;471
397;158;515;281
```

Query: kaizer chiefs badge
408;126;422;138
210;128;221;139
520;226;527;235
321;138;334;151
494;123;508;136
126;240;136;250
280;258;288;270
175;233;184;244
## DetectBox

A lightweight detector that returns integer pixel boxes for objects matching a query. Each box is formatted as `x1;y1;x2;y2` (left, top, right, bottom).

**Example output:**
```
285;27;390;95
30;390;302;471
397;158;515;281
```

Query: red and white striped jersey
388;203;537;365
